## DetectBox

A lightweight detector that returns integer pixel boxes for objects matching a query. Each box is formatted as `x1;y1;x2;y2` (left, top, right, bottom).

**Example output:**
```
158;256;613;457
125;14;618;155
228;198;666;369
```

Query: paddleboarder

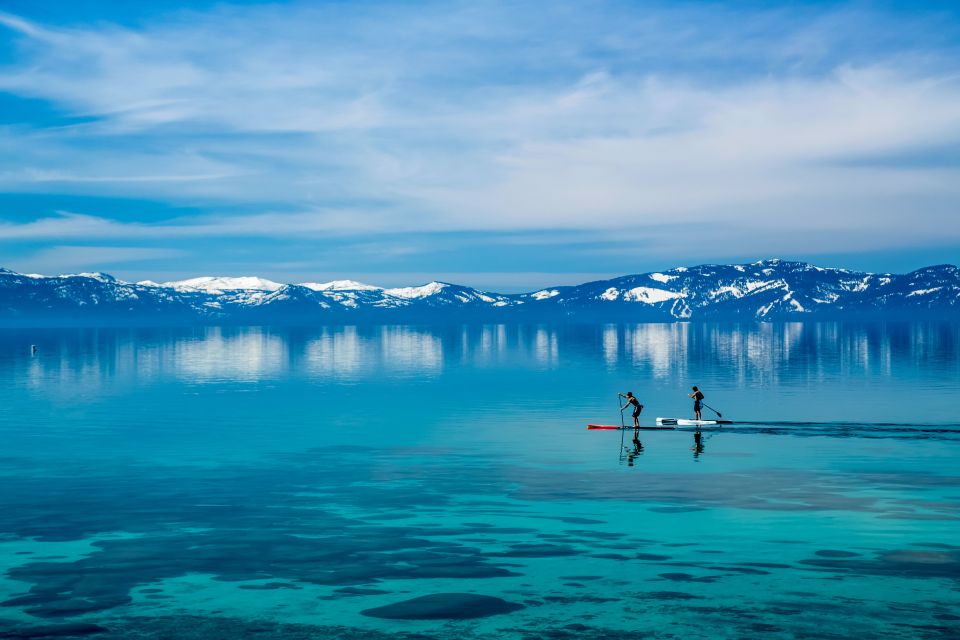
688;386;705;421
621;391;643;427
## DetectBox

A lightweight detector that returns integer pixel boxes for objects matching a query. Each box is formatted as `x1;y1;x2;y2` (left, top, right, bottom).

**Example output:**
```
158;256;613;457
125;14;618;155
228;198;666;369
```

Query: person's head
692;386;698;391
626;391;634;398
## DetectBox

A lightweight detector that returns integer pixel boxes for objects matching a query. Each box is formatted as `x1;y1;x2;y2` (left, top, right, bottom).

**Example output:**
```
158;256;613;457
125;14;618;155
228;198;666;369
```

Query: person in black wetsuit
621;391;643;427
688;386;705;421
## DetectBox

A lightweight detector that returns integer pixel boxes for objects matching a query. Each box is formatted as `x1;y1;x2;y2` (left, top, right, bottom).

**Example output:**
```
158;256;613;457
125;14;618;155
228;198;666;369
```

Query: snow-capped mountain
299;280;381;292
154;276;285;293
0;260;956;326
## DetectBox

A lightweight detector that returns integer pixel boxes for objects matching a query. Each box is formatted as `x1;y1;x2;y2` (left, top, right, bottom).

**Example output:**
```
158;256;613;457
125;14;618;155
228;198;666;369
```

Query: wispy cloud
0;1;958;276
17;245;185;273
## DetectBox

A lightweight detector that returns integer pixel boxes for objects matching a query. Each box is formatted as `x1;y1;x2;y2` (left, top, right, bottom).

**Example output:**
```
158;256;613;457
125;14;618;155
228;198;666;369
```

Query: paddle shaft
701;402;723;418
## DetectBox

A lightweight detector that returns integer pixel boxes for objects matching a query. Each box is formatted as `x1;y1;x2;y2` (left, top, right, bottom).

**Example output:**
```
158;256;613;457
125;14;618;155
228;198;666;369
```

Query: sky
0;0;958;291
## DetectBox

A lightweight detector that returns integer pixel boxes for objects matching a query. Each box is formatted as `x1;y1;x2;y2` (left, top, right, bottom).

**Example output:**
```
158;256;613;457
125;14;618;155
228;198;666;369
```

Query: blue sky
1;1;958;290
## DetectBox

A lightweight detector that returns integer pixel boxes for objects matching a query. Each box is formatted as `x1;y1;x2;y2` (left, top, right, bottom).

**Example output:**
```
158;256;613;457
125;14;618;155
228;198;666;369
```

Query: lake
1;323;959;639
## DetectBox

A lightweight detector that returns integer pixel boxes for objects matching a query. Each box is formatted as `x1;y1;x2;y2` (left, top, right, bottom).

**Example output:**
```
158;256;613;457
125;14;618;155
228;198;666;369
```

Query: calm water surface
1;323;958;639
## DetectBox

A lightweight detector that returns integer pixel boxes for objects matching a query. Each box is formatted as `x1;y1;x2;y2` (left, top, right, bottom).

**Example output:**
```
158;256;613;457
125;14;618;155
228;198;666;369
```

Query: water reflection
303;327;364;378
533;326;559;369
173;328;286;382
379;326;442;373
602;325;617;367
2;322;957;397
692;431;705;459
625;324;686;379
623;430;644;467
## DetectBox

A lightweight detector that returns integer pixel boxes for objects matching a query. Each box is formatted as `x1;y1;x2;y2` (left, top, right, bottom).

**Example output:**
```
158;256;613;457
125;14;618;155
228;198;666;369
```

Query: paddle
701;402;723;418
617;393;625;428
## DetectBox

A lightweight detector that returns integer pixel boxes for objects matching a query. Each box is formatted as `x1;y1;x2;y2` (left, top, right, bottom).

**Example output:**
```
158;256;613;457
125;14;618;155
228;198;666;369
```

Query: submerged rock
360;593;524;620
814;550;860;558
24;596;132;619
0;622;108;638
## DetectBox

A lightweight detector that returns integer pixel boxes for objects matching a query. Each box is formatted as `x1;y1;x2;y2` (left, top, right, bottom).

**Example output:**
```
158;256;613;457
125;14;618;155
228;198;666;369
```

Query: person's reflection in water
692;430;705;459
626;429;644;466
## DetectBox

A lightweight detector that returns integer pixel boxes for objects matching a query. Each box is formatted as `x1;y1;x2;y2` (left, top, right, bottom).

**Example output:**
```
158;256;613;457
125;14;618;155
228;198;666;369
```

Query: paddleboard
587;424;703;431
656;417;732;426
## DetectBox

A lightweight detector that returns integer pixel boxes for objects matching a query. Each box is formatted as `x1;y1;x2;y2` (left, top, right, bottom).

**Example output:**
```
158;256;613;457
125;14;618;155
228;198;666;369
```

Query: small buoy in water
31;344;38;355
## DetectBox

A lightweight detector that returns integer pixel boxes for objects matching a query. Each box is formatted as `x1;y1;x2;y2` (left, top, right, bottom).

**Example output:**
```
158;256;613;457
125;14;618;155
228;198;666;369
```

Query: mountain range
1;259;957;326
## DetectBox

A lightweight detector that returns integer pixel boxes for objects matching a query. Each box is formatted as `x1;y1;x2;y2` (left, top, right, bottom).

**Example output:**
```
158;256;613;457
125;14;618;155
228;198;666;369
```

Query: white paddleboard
656;417;732;427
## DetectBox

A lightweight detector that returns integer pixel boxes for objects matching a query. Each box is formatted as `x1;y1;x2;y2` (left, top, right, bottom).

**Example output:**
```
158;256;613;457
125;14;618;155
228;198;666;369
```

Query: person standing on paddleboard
621;392;643;428
688;386;705;421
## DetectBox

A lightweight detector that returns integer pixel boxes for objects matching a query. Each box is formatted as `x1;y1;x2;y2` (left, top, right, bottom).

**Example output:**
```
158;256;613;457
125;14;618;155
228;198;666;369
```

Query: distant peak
160;276;284;293
908;264;959;276
300;279;382;292
383;281;448;299
749;258;801;267
63;272;118;282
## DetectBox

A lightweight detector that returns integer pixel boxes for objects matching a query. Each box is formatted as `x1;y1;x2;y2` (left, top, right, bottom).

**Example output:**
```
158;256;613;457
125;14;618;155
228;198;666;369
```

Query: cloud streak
17;245;185;274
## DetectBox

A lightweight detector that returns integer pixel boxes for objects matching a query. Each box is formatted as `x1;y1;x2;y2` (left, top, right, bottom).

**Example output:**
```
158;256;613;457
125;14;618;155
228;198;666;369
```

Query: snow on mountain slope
623;287;685;303
531;289;560;300
23;271;119;283
383;282;447;299
65;272;118;282
515;259;958;320
648;273;677;284
161;276;284;293
299;280;382;292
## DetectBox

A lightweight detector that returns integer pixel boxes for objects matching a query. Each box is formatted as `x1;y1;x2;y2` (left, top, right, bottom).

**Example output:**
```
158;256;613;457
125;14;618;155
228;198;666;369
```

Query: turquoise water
1;323;958;639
